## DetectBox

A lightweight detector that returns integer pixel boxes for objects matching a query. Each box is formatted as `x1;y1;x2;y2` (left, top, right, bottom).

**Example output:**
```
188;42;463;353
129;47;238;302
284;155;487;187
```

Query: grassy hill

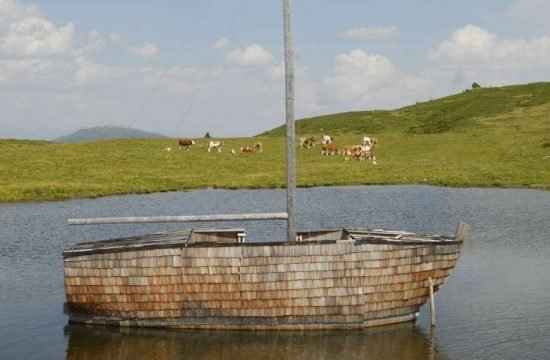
1;83;549;202
260;82;550;138
54;126;167;143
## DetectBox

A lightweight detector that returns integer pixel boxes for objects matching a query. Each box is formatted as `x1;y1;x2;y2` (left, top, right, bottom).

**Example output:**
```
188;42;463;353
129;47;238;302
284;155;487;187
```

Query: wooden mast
283;0;296;242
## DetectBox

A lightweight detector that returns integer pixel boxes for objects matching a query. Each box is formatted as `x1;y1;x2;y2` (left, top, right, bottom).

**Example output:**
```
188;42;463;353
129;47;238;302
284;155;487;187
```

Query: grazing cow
163;146;172;152
362;136;372;147
361;149;377;164
371;137;379;147
321;134;334;145
208;141;224;152
300;136;316;149
254;142;263;152
178;138;196;151
321;143;339;155
342;145;362;157
240;146;255;153
343;147;362;161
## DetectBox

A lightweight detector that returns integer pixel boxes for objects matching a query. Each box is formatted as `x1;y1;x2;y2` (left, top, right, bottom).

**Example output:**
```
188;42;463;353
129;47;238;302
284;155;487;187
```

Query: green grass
1;83;549;203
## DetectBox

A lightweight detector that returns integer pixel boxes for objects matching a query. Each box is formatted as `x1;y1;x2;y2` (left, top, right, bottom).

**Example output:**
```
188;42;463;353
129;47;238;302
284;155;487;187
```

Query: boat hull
64;236;462;330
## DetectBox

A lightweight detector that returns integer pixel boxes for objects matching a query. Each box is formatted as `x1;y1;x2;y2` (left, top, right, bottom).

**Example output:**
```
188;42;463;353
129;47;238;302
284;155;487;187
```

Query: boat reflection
65;321;448;360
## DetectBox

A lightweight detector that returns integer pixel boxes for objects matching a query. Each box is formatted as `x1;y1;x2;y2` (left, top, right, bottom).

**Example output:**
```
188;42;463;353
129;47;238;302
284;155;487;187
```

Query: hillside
54;126;167;143
259;82;550;139
1;83;548;202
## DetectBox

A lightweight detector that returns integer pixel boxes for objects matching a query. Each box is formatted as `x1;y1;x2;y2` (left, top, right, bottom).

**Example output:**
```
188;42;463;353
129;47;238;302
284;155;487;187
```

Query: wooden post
428;277;436;326
283;0;296;243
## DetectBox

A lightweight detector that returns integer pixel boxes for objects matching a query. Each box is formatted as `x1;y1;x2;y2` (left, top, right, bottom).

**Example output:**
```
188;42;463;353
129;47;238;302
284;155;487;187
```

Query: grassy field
1;83;549;203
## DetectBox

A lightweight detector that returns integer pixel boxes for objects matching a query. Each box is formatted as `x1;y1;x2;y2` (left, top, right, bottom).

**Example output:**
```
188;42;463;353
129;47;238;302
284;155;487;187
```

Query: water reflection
65;322;448;360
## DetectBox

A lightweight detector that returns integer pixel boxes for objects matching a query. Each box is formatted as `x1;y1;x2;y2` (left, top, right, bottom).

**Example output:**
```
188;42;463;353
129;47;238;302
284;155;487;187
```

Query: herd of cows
164;134;378;164
300;134;378;164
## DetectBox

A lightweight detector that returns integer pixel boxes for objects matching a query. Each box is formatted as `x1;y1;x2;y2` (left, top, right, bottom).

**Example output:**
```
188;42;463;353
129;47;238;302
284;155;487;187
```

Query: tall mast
283;0;296;242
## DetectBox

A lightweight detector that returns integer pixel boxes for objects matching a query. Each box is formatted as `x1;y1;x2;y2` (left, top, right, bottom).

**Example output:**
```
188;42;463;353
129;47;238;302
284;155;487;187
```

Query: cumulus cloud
0;15;75;56
323;49;396;105
82;30;104;53
212;37;229;49
431;24;550;69
339;25;399;39
0;58;55;82
128;41;159;58
226;44;274;66
73;57;111;84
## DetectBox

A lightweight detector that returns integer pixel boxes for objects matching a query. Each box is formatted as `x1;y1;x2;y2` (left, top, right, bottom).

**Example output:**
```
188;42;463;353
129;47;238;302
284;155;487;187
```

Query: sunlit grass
1;83;549;202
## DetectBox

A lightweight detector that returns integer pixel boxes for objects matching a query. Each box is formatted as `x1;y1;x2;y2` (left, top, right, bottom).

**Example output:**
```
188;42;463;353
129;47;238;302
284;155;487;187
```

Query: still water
0;186;548;359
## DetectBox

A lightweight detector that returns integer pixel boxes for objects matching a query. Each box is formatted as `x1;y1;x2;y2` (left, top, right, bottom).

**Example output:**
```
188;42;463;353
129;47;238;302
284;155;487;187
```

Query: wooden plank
455;221;470;241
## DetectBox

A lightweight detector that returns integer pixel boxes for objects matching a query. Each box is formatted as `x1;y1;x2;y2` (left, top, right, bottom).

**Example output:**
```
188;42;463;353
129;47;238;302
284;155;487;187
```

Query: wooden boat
62;0;469;330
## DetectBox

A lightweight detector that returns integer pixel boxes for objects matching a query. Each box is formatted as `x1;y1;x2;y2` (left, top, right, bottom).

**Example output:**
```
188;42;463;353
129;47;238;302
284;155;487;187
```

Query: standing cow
178;138;196;151
321;143;339;155
208;141;224;152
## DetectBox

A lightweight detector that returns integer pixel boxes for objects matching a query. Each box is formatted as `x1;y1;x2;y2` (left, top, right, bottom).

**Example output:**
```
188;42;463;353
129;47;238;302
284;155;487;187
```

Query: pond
0;186;548;359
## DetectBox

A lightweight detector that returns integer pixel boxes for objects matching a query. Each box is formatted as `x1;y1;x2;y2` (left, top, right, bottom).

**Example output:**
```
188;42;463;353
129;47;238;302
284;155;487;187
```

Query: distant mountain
54;126;168;143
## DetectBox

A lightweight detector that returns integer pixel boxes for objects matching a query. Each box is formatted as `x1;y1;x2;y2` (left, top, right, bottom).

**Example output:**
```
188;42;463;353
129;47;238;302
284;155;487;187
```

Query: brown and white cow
361;149;377;164
178;138;195;151
362;136;372;147
300;136;316;149
321;134;334;145
241;146;255;153
254;142;263;152
321;143;339;155
342;145;362;157
343;146;363;161
207;141;224;152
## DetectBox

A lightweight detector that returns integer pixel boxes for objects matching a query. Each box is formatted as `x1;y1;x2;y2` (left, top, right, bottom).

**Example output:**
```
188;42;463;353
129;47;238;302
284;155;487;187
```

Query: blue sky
1;0;549;140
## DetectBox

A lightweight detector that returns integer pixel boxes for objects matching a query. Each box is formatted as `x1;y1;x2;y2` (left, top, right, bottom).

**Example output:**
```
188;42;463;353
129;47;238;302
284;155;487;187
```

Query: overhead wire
174;0;245;135
126;0;215;129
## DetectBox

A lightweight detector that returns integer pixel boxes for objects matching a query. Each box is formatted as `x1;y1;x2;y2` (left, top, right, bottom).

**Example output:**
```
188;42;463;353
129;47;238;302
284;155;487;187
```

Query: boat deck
63;227;458;258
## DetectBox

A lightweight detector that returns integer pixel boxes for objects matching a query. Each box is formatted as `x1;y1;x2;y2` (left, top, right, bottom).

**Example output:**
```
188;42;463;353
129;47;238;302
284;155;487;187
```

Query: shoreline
2;182;548;204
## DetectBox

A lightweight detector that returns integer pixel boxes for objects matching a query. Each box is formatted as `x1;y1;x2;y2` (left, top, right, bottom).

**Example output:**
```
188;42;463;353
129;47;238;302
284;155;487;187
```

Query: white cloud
339;25;399;39
0;16;75;56
226;44;274;66
431;25;496;62
268;62;285;79
128;41;159;58
431;24;550;69
73;57;111;84
212;37;229;49
108;32;122;43
82;30;104;53
323;49;396;106
0;58;55;82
